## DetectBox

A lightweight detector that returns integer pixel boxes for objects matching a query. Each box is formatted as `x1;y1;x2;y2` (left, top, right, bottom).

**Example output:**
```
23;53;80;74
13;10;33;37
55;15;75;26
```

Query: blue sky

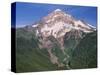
14;2;97;27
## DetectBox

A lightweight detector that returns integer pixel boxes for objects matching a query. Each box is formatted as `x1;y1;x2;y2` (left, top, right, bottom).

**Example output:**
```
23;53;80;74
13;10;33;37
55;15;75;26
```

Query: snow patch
32;24;38;27
54;9;62;12
88;24;96;29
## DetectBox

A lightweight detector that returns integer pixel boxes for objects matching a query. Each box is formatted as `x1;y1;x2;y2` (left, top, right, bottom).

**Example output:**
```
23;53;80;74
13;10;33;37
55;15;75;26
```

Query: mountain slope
70;31;97;69
16;28;59;72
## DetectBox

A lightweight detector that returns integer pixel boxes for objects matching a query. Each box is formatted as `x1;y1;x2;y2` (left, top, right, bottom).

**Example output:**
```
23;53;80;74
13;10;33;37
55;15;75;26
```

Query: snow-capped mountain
32;9;95;39
16;9;97;69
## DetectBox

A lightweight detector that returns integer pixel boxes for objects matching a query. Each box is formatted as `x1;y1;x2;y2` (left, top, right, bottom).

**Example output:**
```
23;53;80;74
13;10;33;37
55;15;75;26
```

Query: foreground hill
70;31;97;69
16;27;97;72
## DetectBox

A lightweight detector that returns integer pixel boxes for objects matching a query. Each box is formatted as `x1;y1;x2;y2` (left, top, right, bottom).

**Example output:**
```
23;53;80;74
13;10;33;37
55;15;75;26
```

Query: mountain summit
54;9;62;12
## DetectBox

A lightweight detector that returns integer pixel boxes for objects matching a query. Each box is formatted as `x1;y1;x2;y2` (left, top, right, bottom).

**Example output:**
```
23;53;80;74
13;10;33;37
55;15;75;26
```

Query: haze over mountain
16;9;97;72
